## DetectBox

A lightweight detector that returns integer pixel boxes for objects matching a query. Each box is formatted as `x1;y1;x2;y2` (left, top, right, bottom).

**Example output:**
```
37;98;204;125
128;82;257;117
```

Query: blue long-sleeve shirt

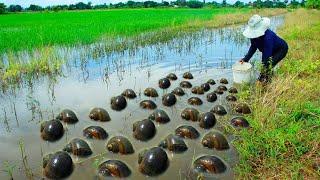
243;29;287;66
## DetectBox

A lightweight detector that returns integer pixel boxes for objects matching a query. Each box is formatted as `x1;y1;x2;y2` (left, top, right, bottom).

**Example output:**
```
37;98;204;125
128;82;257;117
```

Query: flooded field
0;16;283;179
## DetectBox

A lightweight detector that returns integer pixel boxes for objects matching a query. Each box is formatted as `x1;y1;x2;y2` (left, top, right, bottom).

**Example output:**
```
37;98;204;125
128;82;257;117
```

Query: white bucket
232;62;253;84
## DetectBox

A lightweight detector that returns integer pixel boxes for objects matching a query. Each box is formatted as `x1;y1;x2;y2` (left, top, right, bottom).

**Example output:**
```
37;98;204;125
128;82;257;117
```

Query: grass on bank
234;9;320;179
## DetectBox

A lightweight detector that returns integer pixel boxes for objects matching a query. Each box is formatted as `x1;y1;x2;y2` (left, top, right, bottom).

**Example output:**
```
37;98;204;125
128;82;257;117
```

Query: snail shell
230;116;250;128
217;85;228;91
40;119;64;141
166;73;178;80
162;93;177;106
111;95;127;111
211;105;227;116
188;97;203;105
148;109;170;124
106;136;134;154
98;160;131;178
183;72;193;79
144;87;159;97
121;89;137;99
89;107;111;122
199;112;216;129
56;109;78;124
207;79;216;85
180;81;192;88
175;125;200;139
206;92;217;102
181;107;200;122
201;83;210;92
193;155;226;174
226;95;237;102
159;78;171;89
228;87;238;93
201;131;229;150
140;100;157;110
83;126;108;140
43;151;73;179
220;78;228;84
191;86;205;95
138;147;169;176
172;87;185;96
133;119;156;141
235;103;251;114
63;138;92;157
159;134;188;152
214;88;224;95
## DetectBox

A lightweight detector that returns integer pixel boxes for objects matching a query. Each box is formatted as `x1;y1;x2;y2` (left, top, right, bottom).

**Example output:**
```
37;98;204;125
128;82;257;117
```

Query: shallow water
0;16;284;179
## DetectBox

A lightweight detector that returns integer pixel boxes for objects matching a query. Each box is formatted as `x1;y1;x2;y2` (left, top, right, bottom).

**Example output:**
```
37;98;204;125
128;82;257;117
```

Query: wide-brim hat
243;14;270;39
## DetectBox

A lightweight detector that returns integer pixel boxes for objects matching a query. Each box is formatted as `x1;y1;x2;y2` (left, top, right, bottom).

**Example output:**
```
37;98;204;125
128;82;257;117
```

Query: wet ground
0;16;284;179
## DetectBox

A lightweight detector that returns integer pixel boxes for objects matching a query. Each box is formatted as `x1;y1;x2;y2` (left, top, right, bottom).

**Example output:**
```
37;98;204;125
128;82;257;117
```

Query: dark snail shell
175;125;200;139
228;87;238;94
159;78;171;89
172;87;185;96
201;83;210;92
63;138;92;157
56;109;78;124
98;160;131;178
180;81;192;88
206;92;217;102
181;107;200;122
133;119;156;141
43;151;73;179
202;131;230;150
140;100;157;110
121;89;137;99
217;85;228;91
40;119;64;141
159;134;188;152
220;78;228;84
183;72;193;79
162;93;177;106
193;155;226;174
148;109;170;124
89;107;111;122
83;126;108;140
207;79;216;85
138;147;169;176
111;95;127;111
191;86;205;95
107;136;134;154
144;88;159;97
214;88;224;95
199;112;216;129
230;116;250;128
226;95;237;102
166;73;178;81
211;105;227;116
235;103;251;114
188;97;203;106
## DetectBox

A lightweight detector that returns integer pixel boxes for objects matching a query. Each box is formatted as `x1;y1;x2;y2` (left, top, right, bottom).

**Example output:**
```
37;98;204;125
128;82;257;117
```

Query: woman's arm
242;43;257;62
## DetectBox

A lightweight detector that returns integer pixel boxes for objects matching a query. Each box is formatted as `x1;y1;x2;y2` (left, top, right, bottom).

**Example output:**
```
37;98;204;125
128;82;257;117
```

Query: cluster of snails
40;72;252;179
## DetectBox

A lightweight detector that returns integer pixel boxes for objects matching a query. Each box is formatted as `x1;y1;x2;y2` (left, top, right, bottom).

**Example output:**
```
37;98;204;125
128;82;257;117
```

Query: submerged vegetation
234;9;320;179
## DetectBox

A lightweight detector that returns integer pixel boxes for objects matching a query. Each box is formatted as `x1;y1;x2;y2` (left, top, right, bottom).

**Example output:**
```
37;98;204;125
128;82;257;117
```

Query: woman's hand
239;59;244;64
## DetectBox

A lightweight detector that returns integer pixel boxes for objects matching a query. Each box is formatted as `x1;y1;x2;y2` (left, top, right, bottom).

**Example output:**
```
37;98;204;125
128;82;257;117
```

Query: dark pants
260;42;288;82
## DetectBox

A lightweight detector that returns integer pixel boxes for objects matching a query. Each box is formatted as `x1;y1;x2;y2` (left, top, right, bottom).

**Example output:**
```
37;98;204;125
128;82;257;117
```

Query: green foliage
306;0;320;9
187;1;204;8
8;5;23;12
0;3;6;14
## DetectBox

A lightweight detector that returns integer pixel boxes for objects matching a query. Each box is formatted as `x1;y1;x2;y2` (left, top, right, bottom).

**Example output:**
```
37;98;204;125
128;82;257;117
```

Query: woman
240;15;288;82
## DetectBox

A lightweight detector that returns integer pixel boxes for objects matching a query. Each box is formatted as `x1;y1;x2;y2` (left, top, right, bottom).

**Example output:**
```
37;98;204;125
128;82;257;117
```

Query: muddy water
0;16;284;179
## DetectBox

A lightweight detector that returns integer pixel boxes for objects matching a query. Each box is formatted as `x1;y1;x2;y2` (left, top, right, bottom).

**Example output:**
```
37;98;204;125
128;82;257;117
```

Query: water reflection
0;16;284;179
